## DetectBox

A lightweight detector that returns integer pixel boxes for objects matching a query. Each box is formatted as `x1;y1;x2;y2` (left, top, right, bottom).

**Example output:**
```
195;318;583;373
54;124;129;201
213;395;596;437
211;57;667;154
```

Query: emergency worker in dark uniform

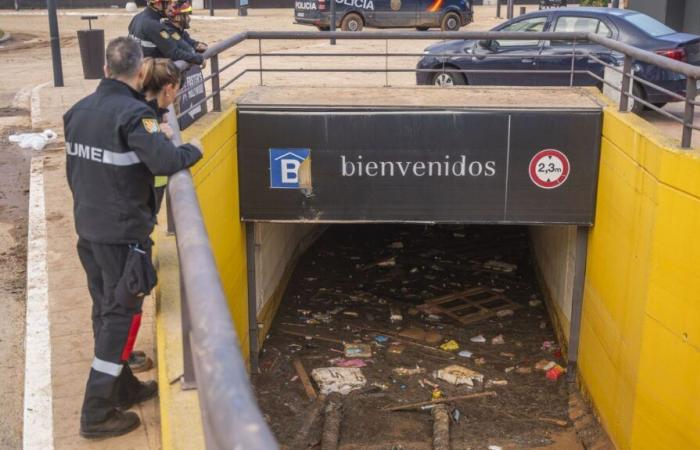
64;36;202;438
128;0;204;65
163;0;208;55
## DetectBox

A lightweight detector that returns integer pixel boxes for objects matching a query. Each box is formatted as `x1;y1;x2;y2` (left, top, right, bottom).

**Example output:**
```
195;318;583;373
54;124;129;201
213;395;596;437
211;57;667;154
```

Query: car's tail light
656;48;687;62
319;0;326;10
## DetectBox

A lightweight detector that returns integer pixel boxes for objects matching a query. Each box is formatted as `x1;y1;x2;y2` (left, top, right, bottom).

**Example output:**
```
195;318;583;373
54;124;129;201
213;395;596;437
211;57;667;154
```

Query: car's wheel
341;13;363;32
432;69;465;87
630;82;645;115
440;12;461;32
416;26;429;31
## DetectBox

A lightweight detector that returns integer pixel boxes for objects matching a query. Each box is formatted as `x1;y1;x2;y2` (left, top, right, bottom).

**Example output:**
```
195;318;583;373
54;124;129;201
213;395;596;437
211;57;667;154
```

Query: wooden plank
382;391;497;411
293;357;318;401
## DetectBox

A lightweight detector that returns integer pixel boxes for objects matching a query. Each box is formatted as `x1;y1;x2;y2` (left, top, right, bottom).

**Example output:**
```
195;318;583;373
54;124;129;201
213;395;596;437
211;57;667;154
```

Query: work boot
128;350;153;373
80;410;141;439
118;380;159;410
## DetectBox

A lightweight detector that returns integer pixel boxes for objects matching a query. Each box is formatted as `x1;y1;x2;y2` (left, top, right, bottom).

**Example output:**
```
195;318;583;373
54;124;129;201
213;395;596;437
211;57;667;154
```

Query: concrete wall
577;107;700;450
529;225;577;342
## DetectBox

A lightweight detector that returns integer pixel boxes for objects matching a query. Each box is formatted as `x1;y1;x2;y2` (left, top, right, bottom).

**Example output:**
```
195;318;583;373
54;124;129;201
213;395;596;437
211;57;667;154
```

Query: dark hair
105;36;143;78
142;57;181;94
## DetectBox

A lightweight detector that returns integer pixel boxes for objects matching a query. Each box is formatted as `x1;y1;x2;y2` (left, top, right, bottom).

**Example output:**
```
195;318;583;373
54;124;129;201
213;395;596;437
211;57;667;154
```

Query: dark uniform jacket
64;78;202;244
162;20;200;60
128;7;203;65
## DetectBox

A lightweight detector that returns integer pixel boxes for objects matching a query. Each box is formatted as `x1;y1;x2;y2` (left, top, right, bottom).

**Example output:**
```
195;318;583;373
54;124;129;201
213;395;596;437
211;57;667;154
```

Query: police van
294;0;473;32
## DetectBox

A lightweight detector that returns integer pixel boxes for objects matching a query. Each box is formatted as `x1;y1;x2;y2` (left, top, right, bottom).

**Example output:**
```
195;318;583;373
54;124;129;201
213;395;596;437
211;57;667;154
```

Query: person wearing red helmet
128;0;204;65
164;0;208;54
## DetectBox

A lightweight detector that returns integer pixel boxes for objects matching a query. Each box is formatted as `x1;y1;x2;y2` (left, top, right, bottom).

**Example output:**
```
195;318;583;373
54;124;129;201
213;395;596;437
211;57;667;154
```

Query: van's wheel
441;12;461;31
432;69;465;87
341;13;363;32
416;26;429;31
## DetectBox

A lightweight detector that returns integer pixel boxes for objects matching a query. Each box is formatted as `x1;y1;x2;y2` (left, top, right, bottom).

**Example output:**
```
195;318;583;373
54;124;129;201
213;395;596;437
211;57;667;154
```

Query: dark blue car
416;7;700;111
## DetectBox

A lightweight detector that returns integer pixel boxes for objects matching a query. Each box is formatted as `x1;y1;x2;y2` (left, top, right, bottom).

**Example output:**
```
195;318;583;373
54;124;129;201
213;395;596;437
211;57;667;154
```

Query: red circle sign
529;149;570;189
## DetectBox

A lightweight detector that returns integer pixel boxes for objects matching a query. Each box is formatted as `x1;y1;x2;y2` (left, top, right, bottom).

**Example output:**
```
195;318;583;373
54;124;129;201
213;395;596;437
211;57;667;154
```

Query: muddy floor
253;224;581;450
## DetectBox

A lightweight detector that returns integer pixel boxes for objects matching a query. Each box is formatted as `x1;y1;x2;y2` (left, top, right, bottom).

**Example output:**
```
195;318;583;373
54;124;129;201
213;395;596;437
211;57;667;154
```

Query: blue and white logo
269;148;311;189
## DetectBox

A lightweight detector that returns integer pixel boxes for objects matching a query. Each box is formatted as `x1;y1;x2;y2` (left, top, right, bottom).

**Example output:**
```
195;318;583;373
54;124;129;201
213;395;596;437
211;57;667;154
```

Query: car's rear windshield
624;13;675;37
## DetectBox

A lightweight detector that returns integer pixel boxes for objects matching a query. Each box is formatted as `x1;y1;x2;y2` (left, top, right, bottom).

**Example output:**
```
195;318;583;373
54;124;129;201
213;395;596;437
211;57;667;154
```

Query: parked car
294;0;473;32
416;7;700;112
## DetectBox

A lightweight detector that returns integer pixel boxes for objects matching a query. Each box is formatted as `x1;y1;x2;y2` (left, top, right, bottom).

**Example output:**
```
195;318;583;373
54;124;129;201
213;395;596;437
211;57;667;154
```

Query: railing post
330;0;336;46
619;55;633;112
682;77;697;148
385;39;389;87
210;54;221;112
569;38;576;87
258;39;263;86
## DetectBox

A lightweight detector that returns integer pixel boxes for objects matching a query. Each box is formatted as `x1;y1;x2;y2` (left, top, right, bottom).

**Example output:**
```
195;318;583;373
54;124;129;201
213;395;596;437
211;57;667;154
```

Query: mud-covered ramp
253;224;581;449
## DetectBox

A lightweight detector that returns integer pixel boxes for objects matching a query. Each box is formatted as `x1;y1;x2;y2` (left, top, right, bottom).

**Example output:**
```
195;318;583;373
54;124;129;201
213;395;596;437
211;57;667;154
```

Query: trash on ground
374;335;389;344
432;388;444;400
458;350;473;358
474;357;486;365
516;366;532;374
382;391;497;412
387;342;405;354
500;352;515;358
546;364;566;381
389;241;404;249
331;358;367;368
439;340;460;351
377;257;396;267
496;309;514;318
529;299;542;307
451;408;461;422
483;260;517;273
399;327;443;344
504;366;515;373
491;334;505;345
488;446;503;450
486;379;508;387
343;311;359;318
422;378;439;389
344;343;372;358
311;367;367;395
470;334;486;343
390;307;403;322
542;340;556;351
9;129;57;151
434;365;484;386
392;366;426;376
535;359;552;371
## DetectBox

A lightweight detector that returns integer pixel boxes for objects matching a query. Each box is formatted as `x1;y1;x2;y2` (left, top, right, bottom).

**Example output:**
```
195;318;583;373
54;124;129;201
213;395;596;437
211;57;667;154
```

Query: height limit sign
529;149;570;189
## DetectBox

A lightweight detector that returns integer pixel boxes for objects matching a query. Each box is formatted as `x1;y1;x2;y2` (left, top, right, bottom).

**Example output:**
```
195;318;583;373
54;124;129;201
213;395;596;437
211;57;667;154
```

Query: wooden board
417;287;521;325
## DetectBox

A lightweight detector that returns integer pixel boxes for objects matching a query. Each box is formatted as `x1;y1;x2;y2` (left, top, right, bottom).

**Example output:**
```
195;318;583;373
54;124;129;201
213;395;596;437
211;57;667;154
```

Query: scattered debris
474;357;487;365
321;394;343;450
516;366;532;374
392;366;426;377
311;367;367;395
344;343;372;358
422;378;439;389
535;359;553;371
374;335;389;344
432;388;444;400
332;358;367;368
486;379;508;387
389;241;404;249
282;329;344;345
343;311;359;318
483;260;517;273
529;299;542;307
491;334;505;345
458;350;473;358
499;352;515;358
439;340;460;351
434;365;484;386
539;417;568;427
418;288;521;325
377;257;396;267
387;342;405;354
470;335;486;343
399;327;443;344
390;307;403;323
546;364;566;381
382;391;497;411
292;357;318;401
488;445;503;450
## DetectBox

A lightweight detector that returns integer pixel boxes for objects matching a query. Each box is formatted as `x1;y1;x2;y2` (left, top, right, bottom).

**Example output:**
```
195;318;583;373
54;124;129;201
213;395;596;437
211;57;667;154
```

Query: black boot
80;410;140;439
118;380;159;410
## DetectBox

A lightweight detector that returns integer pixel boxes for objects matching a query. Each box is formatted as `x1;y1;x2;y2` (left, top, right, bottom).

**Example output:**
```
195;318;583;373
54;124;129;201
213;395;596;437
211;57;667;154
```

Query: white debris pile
9;130;57;151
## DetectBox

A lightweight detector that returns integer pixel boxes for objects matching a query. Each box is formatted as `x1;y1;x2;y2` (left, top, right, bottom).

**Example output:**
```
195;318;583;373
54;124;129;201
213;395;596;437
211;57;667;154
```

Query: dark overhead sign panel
237;108;602;225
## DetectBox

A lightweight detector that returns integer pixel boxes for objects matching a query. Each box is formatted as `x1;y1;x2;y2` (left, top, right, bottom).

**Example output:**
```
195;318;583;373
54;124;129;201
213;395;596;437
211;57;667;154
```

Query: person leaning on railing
142;57;183;214
63;36;202;439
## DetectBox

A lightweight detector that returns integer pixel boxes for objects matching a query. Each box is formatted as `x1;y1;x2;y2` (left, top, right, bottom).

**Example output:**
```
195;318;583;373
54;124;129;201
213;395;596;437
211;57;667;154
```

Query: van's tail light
656;48;687;62
319;0;326;10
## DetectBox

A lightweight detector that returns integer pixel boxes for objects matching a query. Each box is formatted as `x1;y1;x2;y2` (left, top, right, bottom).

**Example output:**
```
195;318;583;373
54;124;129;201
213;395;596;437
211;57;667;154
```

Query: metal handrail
165;28;700;450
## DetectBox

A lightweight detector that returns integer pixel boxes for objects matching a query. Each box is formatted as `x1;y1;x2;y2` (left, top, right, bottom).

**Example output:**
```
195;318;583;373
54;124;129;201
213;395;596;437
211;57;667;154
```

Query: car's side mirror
478;39;498;52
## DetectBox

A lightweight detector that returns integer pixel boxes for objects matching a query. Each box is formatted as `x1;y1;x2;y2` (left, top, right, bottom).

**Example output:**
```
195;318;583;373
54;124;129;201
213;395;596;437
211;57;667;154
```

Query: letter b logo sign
270;148;311;189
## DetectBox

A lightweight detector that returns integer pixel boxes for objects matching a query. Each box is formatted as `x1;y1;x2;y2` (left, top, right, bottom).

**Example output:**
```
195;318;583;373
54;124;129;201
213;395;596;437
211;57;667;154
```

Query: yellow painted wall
183;107;250;361
578;108;700;450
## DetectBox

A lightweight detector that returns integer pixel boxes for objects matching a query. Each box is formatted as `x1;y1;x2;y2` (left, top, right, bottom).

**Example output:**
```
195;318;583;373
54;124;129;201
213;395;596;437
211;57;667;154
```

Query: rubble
311;367;367;395
434;365;484;386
